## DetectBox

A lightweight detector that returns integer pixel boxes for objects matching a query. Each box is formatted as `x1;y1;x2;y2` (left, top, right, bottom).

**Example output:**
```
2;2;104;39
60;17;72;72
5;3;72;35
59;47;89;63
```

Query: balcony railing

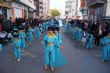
88;0;105;7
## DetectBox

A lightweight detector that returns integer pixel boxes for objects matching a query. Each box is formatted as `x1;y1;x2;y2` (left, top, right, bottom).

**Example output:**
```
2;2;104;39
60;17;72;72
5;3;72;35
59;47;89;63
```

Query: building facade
105;0;110;17
87;0;107;22
0;0;36;21
80;0;88;20
65;0;82;19
36;0;50;17
12;0;36;19
0;0;12;19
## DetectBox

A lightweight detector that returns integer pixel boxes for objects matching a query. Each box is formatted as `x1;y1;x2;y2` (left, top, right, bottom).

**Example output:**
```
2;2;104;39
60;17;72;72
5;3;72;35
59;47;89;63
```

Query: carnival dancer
54;27;67;67
36;25;41;40
13;34;22;62
27;26;34;45
43;27;64;72
101;31;110;62
18;27;27;50
0;43;2;51
86;33;94;49
81;30;87;46
66;21;71;32
42;20;47;31
74;27;82;41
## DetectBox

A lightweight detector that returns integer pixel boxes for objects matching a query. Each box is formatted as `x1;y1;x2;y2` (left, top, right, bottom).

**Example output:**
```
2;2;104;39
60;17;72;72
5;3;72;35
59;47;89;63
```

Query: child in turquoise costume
54;27;67;67
74;27;82;41
27;26;34;45
66;22;71;32
18;28;27;49
86;33;94;49
11;29;19;53
0;43;2;51
101;31;110;62
36;25;41;40
42;21;47;31
73;27;78;40
13;34;22;62
43;27;63;72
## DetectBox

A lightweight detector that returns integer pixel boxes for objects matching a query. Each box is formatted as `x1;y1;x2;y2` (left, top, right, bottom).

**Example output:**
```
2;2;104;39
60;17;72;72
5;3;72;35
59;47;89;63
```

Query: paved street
0;25;110;73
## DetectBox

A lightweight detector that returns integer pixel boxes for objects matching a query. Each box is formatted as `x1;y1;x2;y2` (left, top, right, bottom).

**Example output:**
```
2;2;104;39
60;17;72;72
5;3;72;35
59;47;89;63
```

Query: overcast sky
50;0;65;9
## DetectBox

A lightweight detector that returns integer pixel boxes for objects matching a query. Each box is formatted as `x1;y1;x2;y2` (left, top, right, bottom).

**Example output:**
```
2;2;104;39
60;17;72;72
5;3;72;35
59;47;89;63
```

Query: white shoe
0;49;2;51
51;67;55;72
17;59;21;62
44;65;48;70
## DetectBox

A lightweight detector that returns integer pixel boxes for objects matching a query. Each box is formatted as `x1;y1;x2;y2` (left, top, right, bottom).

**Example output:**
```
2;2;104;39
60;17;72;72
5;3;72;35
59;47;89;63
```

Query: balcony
0;0;12;8
88;0;105;7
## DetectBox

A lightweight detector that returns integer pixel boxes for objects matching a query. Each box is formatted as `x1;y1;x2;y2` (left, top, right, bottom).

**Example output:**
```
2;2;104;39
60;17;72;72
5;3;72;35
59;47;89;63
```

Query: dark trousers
95;36;100;46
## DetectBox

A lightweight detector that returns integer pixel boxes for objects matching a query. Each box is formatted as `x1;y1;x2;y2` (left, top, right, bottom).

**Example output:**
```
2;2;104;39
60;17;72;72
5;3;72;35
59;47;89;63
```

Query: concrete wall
106;0;110;16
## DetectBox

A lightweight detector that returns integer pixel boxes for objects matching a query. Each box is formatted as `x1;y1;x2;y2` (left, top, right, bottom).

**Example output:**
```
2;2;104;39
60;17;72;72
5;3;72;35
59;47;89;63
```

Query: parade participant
77;28;82;41
101;30;110;62
81;30;87;46
42;20;47;31
86;33;94;49
74;27;82;41
11;28;19;53
39;21;43;33
66;20;71;32
27;26;34;45
53;18;59;27
36;25;41;40
13;34;22;62
18;27;27;50
54;27;67;67
0;43;2;51
73;27;78;40
43;27;62;72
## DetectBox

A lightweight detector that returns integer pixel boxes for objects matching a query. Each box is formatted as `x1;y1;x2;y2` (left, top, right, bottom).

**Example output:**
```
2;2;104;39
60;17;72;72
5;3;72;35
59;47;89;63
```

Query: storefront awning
0;2;11;8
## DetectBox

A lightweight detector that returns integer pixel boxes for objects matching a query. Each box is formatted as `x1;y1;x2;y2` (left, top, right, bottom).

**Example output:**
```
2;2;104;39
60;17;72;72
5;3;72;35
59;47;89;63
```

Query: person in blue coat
0;43;2;51
86;33;94;49
13;34;22;62
43;27;62;72
18;28;27;50
36;25;41;40
27;26;34;45
101;31;110;62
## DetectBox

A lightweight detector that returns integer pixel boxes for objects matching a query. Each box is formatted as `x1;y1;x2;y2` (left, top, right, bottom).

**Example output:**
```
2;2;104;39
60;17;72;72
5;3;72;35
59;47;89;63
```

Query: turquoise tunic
55;33;67;67
74;27;82;41
19;32;27;49
101;37;110;61
43;34;67;67
73;27;78;39
86;34;94;49
42;22;47;31
66;22;71;32
43;34;59;67
13;39;22;59
27;28;34;42
0;44;2;50
36;27;41;39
